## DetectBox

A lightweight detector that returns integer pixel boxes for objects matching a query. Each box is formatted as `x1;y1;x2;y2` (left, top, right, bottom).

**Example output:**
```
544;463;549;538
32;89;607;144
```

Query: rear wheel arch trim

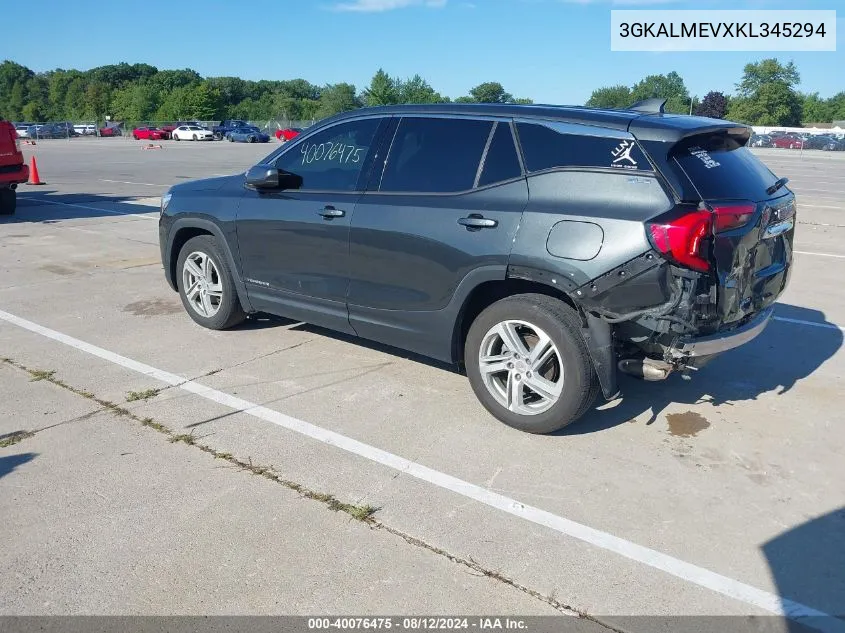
452;269;619;400
166;219;254;313
450;269;580;363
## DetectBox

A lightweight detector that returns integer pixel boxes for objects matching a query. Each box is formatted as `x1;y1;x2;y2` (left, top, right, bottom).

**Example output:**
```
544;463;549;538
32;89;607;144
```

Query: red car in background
133;126;170;140
771;134;806;149
275;127;303;142
99;124;123;137
0;119;29;216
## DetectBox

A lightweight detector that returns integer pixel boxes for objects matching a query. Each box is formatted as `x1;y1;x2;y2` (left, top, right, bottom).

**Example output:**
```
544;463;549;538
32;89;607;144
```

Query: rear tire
214;132;222;141
174;134;180;141
0;188;15;216
464;294;599;434
176;235;246;330
192;134;197;141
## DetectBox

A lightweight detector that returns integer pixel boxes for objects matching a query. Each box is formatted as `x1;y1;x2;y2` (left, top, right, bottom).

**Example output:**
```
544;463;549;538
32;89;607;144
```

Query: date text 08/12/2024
307;617;529;630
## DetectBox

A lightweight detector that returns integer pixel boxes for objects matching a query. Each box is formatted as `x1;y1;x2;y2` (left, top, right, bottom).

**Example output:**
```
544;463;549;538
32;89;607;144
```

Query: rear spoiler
629;115;751;145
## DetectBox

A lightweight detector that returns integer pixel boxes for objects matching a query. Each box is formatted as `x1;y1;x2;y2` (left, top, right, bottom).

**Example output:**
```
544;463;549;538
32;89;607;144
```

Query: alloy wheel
478;320;563;416
182;251;223;318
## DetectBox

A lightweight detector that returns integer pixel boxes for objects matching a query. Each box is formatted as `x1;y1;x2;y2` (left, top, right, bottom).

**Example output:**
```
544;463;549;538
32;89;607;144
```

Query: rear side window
478;123;522;187
671;134;778;201
516;122;649;173
380;117;493;193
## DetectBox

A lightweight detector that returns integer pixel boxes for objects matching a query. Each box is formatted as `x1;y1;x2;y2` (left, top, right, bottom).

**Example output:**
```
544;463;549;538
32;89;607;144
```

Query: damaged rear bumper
666;306;774;359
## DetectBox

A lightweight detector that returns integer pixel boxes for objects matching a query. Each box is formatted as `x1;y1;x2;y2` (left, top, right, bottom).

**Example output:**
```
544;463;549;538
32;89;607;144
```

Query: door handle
458;215;497;229
318;206;345;219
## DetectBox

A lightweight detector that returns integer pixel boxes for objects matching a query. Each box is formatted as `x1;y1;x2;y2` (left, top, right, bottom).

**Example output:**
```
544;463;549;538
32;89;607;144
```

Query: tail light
710;202;755;233
648;209;712;272
648;201;758;273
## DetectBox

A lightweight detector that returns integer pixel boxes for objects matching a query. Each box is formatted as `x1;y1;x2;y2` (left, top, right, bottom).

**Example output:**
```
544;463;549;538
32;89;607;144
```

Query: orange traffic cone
27;156;44;185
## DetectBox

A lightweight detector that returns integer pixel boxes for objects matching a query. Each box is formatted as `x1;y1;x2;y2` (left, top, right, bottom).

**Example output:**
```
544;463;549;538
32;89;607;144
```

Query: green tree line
586;59;845;126
0;60;531;124
1;58;842;126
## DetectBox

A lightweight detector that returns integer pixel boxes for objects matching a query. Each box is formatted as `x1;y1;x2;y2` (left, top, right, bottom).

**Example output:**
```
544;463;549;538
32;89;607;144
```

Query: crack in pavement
2;357;610;625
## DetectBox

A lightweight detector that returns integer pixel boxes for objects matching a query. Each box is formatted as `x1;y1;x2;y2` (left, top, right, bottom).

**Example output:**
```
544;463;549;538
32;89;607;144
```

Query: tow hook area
618;357;675;381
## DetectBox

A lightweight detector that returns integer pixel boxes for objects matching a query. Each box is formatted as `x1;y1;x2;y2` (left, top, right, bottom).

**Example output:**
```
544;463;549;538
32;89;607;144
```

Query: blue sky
3;0;841;103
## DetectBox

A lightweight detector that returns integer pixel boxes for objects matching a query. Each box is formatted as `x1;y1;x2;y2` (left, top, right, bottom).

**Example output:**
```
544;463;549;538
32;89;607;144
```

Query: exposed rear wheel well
452;278;579;366
169;227;214;288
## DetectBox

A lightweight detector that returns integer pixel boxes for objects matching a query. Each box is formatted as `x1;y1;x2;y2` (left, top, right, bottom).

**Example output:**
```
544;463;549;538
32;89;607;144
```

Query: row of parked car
749;130;845;151
12;120;304;144
131;120;304;144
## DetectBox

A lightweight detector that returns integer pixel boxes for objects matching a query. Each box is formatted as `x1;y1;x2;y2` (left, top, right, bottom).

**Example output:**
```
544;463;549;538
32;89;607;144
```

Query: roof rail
627;98;667;114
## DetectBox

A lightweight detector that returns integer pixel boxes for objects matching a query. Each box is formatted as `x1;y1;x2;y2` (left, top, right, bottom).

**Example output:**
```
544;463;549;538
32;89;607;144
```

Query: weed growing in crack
0;430;34;448
29;369;56;382
126;388;160;402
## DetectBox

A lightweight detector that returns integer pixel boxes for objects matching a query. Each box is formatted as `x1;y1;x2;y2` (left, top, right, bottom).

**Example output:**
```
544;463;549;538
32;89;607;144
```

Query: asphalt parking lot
1;138;844;631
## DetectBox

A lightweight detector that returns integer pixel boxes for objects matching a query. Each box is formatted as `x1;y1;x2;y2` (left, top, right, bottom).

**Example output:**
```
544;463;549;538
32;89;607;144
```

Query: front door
236;116;387;332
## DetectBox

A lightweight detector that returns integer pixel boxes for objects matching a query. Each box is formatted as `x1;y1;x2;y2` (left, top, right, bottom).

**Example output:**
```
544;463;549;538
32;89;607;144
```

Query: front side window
380;117;493;193
274;118;382;192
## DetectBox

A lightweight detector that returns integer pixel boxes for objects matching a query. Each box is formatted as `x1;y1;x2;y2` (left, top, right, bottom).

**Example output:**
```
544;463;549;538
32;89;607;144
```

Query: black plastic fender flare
164;218;255;313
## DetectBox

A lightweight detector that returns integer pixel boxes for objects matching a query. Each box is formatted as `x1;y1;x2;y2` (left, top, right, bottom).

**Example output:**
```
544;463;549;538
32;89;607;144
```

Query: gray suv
158;100;795;433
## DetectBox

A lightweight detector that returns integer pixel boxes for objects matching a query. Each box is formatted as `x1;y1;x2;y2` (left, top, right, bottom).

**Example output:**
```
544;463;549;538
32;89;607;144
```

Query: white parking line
773;316;845;332
798;204;843;210
100;179;169;187
20;198;157;221
794;251;845;259
0;308;839;630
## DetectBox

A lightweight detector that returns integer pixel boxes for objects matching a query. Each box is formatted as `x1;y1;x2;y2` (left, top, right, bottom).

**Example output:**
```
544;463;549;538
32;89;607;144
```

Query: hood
170;174;240;193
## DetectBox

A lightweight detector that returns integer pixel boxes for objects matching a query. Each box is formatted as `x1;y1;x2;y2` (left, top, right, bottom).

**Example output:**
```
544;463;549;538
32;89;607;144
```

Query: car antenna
627;98;667;114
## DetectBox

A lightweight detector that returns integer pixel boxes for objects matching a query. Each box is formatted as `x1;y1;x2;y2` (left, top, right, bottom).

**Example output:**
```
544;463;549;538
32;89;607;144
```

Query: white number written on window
301;142;363;165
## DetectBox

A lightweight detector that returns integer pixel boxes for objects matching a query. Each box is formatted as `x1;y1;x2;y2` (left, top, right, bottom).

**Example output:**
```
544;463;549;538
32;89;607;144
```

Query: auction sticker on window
611;10;836;51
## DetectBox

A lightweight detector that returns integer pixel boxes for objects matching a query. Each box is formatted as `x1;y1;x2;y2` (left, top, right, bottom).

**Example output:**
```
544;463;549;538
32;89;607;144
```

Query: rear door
347;116;528;361
669;132;795;326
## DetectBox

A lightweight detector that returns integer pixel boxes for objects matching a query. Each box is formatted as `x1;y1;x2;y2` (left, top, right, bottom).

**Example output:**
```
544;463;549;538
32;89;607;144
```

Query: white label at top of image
611;10;837;52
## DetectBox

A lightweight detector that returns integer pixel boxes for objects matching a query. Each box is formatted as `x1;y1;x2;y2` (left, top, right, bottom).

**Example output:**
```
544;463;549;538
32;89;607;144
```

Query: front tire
0;188;15;216
464;294;599;434
176;235;246;330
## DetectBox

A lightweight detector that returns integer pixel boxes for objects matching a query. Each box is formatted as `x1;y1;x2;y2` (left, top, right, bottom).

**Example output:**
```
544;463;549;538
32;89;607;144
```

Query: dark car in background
213;120;250;140
805;135;845;151
227;126;270;143
749;134;772;148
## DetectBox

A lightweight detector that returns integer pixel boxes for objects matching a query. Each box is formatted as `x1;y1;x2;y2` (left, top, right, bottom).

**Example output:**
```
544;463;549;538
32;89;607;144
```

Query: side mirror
245;165;279;189
245;165;303;191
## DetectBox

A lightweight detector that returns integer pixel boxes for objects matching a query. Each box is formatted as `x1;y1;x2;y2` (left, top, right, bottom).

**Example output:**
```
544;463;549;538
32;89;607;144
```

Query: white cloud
333;0;447;12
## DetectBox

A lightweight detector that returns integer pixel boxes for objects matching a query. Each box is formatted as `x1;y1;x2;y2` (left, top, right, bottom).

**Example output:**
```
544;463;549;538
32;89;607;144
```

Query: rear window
671;134;778;201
